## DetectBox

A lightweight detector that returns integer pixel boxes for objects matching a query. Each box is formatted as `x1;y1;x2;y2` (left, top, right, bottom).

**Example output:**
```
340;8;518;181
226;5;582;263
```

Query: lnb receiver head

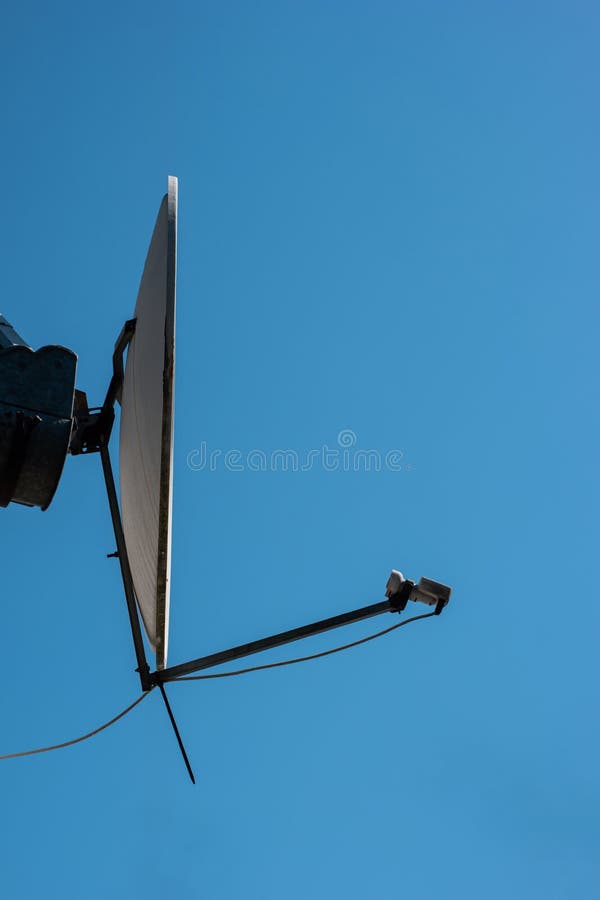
386;570;451;615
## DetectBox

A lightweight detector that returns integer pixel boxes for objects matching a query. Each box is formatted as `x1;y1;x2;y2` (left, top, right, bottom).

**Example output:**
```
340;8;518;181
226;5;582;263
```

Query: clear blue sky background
1;2;598;898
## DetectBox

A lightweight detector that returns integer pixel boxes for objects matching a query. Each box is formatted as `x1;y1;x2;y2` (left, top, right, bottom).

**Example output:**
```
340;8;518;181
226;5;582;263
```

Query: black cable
0;688;154;761
167;611;436;682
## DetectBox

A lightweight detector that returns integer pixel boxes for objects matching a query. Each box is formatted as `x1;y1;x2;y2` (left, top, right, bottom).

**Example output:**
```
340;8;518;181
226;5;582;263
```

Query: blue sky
1;2;598;898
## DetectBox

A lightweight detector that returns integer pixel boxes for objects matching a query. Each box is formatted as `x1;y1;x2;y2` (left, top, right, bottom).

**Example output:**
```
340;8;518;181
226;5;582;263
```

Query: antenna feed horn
386;570;451;615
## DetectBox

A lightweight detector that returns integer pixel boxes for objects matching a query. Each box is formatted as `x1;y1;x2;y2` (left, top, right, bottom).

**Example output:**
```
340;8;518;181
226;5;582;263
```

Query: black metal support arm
154;583;415;684
99;440;152;692
158;685;196;784
102;319;136;415
71;319;152;690
70;319;136;456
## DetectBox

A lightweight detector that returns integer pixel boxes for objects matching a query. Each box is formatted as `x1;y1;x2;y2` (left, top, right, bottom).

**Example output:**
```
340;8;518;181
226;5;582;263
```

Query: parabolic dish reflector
120;176;177;670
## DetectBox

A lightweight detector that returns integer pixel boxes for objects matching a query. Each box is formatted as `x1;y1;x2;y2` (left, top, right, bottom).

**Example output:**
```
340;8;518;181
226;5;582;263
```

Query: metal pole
158;684;196;784
155;598;400;683
99;439;151;692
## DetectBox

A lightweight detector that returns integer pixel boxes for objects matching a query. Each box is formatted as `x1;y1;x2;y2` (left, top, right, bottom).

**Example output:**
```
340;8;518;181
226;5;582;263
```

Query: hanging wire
167;610;436;682
0;688;154;761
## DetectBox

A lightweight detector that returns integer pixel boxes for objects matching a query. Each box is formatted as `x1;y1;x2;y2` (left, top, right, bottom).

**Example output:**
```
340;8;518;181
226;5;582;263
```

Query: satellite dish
120;175;177;670
0;177;452;783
